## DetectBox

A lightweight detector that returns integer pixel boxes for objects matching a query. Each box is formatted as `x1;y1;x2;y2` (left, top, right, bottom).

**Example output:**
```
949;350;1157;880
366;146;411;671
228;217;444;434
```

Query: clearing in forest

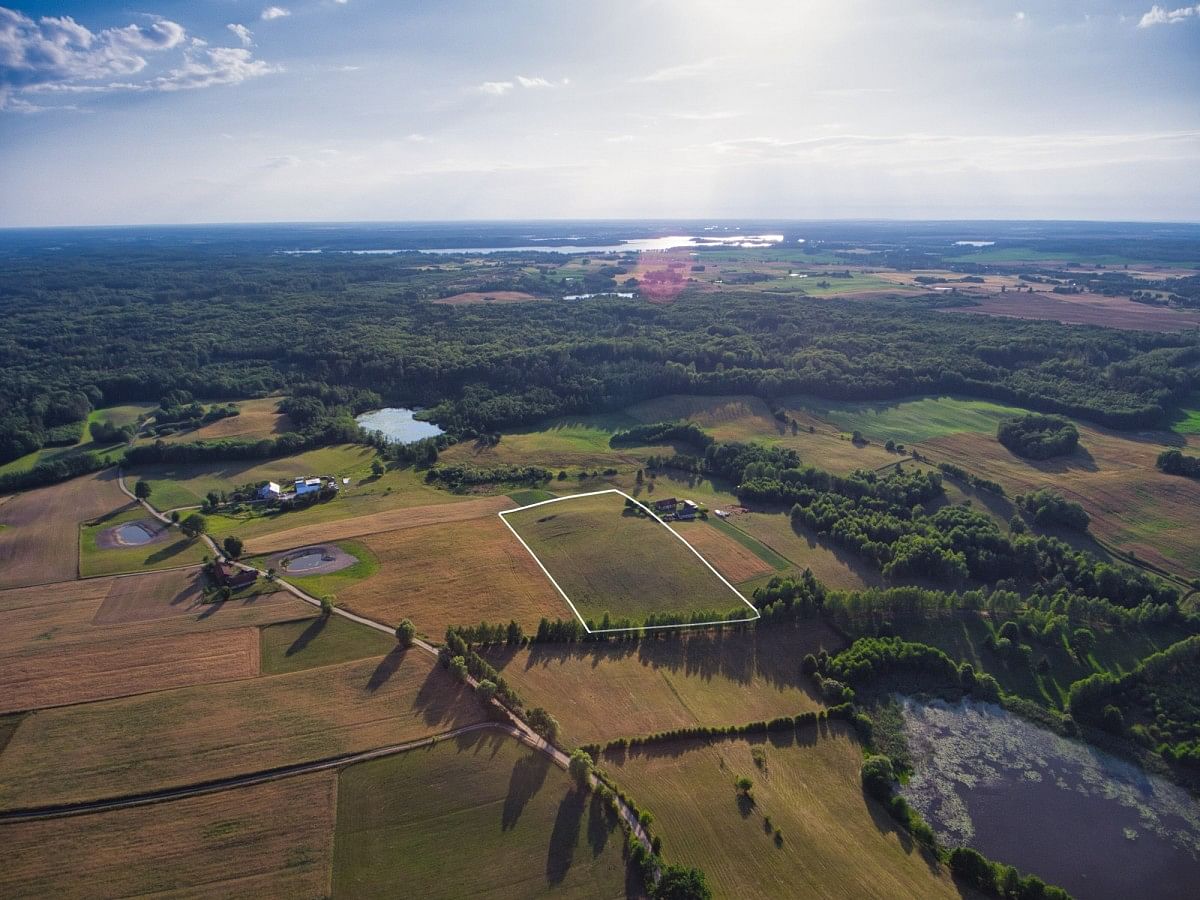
333;729;634;899
500;489;756;630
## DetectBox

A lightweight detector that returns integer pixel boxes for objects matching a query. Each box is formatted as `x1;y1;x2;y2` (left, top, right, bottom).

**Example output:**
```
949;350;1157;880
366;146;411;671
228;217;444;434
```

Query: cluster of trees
592;708;845;757
425;462;552;490
820;636;1002;701
1015;488;1090;532
997;414;1080;460
1156;448;1200;479
936;461;1005;495
609;421;713;449
948;847;1072;900
4;248;1198;471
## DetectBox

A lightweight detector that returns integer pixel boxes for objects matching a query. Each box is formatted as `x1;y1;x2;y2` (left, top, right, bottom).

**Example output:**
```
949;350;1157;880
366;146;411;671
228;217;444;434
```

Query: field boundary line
499;488;760;634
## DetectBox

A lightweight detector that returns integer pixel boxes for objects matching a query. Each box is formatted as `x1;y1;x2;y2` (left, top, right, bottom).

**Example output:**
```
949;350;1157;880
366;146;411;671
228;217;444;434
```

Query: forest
2;249;1199;465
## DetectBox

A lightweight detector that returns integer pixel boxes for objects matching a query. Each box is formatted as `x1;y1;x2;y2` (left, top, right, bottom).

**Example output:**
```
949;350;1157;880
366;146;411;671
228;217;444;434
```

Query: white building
259;481;282;500
295;477;322;496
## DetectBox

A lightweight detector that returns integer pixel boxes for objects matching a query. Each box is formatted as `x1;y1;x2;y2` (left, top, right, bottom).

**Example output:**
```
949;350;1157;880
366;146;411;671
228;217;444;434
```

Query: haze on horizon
1;0;1198;228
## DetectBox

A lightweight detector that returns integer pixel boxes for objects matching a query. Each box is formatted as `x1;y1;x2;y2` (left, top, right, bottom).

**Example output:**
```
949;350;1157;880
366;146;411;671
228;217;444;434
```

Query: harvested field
503;491;748;625
669;520;774;584
487;624;841;746
733;513;884;591
603;726;964;900
920;426;1200;578
0;469;127;589
162;397;294;444
246;494;516;554
334;729;634;899
940;291;1200;332
0;572;308;658
0;651;484;809
0;772;336;899
0;626;260;713
338;517;569;635
433;290;544;305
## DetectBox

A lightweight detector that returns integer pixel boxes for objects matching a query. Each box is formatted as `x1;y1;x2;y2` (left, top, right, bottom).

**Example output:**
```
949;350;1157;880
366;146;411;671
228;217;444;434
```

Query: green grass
332;730;635;899
784;394;1029;445
438;412;641;472
256;540;379;602
260;616;394;675
128;444;381;511
508;489;557;506
79;507;209;578
943;247;1193;266
503;491;745;624
0;402;154;478
1172;403;1200;436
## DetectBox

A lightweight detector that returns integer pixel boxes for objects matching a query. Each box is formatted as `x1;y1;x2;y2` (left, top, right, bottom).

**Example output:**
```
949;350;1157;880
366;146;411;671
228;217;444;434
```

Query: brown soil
0;627;260;713
246;495;515;553
434;290;543;305
93;566;291;626
0;469;129;589
0;772;336;898
94;517;170;550
669;520;773;584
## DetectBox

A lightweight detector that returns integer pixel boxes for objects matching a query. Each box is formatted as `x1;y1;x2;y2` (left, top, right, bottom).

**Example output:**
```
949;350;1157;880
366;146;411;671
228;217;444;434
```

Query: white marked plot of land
498;489;759;633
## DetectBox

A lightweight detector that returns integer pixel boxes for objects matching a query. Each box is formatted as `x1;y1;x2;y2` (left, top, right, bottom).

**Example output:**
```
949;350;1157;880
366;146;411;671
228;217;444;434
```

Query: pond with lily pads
897;696;1200;900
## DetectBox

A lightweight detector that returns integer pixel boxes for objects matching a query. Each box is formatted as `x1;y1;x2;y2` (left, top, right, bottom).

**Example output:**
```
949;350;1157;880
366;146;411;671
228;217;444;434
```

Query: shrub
395;618;416;647
997;414;1079;460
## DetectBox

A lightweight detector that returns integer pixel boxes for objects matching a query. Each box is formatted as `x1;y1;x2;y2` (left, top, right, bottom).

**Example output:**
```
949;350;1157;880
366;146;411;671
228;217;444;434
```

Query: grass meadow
260;614;395;675
503;491;748;625
79;507;209;578
333;731;636;899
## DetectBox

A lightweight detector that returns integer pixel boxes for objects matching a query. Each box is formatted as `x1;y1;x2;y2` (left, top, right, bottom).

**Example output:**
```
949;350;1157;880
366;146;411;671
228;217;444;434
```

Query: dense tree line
1156;448;1200;479
609;421;714;449
424;462;553;490
3;249;1198;465
997;414;1080;460
1015;488;1090;532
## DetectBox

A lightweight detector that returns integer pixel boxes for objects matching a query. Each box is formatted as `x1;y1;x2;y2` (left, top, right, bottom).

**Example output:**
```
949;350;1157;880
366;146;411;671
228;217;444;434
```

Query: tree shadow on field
546;788;588;884
502;749;551;831
367;646;407;693
587;791;616;858
286;614;328;657
146;539;195;566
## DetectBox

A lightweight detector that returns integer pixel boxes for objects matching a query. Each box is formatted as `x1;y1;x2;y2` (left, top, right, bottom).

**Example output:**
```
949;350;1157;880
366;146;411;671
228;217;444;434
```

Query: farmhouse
259;481;282;500
212;561;258;590
677;500;699;521
653;497;678;512
295;477;322;496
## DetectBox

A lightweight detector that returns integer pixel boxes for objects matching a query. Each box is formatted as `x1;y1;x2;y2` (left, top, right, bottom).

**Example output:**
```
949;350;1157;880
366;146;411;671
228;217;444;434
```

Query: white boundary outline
498;488;761;634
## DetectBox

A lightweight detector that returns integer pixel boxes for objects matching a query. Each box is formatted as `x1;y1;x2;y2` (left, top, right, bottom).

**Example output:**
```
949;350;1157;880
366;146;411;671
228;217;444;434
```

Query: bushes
610;422;714;450
1016;488;1090;532
1157;448;1200;479
948;847;1072;900
997;414;1080;460
425;462;552;489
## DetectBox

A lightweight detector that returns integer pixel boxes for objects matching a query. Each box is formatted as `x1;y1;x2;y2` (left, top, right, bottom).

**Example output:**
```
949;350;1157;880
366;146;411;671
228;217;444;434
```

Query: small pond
115;522;156;545
897;696;1200;900
283;549;329;572
355;407;445;444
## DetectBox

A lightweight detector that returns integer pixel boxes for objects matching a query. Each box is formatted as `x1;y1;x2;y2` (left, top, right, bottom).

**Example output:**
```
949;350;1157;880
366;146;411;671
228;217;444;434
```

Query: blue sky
1;1;1198;225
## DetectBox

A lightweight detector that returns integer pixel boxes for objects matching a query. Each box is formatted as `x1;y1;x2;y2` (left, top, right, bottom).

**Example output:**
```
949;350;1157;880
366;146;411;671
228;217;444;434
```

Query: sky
0;1;1198;226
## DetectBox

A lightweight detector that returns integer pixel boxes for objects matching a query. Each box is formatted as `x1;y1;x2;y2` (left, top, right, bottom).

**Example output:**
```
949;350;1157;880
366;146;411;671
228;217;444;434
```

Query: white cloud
1138;4;1200;27
0;8;276;110
631;57;723;84
1014;11;1027;22
515;75;552;89
227;24;253;48
478;75;566;96
478;80;513;95
260;7;291;21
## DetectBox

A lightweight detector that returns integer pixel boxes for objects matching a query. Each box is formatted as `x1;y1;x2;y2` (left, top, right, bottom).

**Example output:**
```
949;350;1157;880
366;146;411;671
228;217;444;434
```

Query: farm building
295;477;322;496
212;562;258;590
653;497;679;512
259;481;282;500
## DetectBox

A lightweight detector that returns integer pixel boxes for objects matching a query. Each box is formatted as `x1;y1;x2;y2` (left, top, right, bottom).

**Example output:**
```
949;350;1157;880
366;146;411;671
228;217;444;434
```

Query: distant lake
281;233;785;256
898;696;1200;900
355;408;444;444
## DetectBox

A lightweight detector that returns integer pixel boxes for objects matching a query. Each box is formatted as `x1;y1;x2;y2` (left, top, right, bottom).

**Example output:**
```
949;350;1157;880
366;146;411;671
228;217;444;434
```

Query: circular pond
276;545;357;576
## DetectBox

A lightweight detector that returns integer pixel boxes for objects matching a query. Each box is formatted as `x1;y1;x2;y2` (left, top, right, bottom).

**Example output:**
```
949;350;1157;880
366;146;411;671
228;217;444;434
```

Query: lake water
562;291;635;300
283;549;328;572
898;696;1200;900
953;240;996;247
281;233;786;256
115;522;155;545
355;407;445;444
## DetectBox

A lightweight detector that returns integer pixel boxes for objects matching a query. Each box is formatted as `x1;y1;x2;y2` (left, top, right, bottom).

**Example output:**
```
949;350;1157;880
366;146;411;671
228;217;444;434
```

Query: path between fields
111;471;654;854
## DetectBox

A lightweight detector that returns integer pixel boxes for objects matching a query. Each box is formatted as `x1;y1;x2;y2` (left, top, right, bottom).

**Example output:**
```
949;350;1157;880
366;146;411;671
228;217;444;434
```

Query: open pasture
668;519;776;584
438;412;647;472
79;506;209;577
486;624;840;746
260;614;396;674
161;397;294;444
433;289;545;305
0;772;336;899
337;516;569;636
333;730;635;899
603;726;964;900
128;443;381;510
0;469;127;588
0;626;260;714
244;494;514;554
784;394;1027;445
0;650;483;810
921;425;1200;578
732;513;885;592
502;491;751;626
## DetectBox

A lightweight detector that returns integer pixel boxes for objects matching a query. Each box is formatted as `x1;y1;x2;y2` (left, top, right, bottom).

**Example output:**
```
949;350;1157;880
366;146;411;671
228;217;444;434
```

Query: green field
503;491;746;625
260;615;395;675
438;412;643;472
79;507;209;578
603;726;964;899
0;403;153;478
1173;402;1200;436
509;489;558;506
785;395;1029;445
128;444;382;511
333;730;635;899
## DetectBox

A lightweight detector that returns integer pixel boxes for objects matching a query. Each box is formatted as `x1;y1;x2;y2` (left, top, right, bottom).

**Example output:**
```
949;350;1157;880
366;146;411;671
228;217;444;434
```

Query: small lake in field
115;522;155;545
563;291;635;300
355;408;444;444
897;696;1200;900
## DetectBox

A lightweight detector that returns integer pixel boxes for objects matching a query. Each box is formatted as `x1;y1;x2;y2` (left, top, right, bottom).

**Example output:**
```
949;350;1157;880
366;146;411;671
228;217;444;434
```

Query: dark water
114;522;154;545
355;408;444;444
898;697;1200;900
284;550;327;572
